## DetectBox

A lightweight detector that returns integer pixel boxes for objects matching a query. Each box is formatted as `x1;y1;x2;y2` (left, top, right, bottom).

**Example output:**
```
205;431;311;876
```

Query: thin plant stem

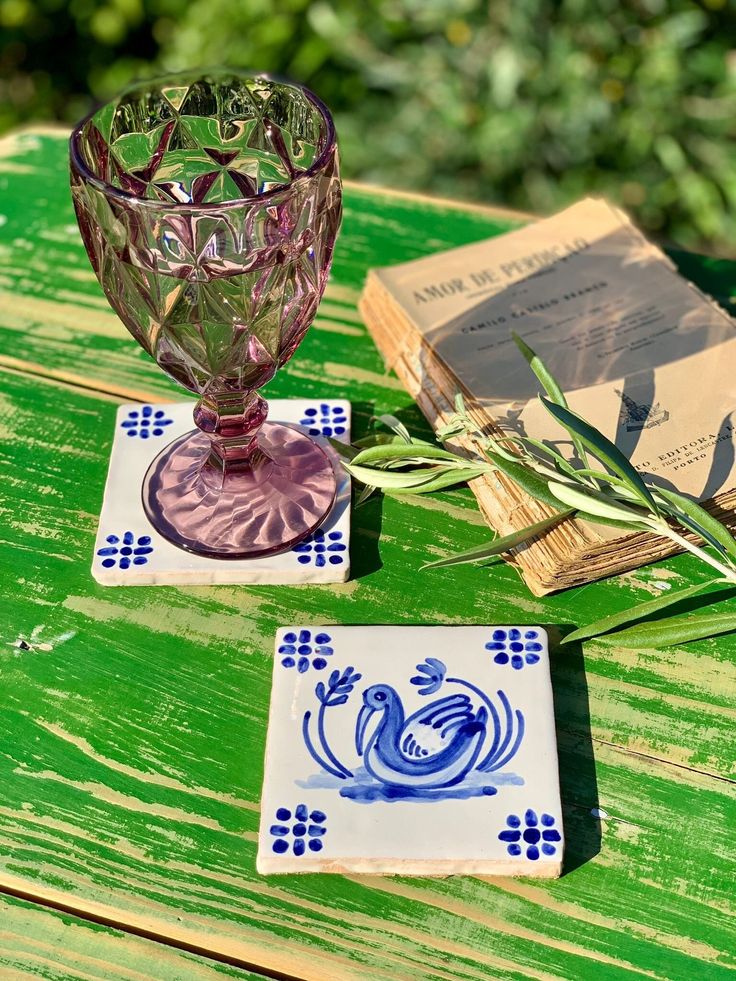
652;520;736;582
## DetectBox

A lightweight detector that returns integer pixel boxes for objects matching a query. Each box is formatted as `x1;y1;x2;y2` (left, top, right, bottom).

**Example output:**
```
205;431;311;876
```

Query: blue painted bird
355;684;488;789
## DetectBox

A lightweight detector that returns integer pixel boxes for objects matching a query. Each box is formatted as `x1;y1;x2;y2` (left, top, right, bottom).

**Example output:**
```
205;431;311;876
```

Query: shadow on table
349;492;384;578
547;625;602;874
346;398;385;579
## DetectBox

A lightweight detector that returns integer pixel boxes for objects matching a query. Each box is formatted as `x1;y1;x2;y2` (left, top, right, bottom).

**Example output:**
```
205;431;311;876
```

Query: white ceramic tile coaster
258;625;563;877
92;399;351;586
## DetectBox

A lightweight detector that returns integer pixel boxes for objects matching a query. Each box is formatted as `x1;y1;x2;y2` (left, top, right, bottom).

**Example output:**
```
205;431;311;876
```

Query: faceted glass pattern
70;72;341;395
70;72;343;559
81;75;325;205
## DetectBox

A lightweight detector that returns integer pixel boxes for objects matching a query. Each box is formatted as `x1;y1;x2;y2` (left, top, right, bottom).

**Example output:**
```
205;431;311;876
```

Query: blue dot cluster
121;405;173;438
485;628;542;669
271;803;326;855
293;529;346;567
300;403;347;437
278;629;334;672
499;809;561;860
97;531;153;569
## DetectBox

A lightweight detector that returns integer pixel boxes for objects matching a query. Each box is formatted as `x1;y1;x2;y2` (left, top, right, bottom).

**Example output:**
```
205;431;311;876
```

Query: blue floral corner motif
120;405;174;438
485;628;543;670
300;403;348;438
270;804;326;855
97;531;153;569
279;629;334;672
292;529;346;567
499;810;561;860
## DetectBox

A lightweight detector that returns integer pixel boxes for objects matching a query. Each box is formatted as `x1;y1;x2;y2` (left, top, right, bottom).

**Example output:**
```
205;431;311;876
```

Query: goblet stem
193;391;269;473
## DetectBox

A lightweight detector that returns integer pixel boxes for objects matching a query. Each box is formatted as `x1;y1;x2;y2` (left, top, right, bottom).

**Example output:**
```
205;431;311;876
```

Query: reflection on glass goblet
70;71;342;558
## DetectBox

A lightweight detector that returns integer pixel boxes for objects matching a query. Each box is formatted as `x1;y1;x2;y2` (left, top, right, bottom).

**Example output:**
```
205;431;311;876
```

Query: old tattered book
359;198;736;595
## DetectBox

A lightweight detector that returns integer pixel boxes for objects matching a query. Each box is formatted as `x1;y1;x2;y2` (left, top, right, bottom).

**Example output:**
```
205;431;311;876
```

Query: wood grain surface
0;129;734;980
0;893;259;979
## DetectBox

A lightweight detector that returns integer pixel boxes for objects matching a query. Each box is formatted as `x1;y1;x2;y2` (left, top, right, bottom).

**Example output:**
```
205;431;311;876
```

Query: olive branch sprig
335;334;736;649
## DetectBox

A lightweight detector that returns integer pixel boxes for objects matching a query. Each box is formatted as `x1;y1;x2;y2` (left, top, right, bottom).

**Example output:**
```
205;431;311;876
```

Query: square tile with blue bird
92;398;351;585
258;625;563;876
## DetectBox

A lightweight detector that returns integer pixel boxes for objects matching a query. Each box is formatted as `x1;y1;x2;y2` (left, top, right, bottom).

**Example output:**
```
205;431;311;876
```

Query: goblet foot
141;423;338;559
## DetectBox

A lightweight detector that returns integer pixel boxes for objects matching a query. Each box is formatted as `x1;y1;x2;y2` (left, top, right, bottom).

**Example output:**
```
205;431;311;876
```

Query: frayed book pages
359;198;736;595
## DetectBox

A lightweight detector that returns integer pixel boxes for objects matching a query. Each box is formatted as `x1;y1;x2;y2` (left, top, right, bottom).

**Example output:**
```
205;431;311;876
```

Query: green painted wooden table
1;127;734;980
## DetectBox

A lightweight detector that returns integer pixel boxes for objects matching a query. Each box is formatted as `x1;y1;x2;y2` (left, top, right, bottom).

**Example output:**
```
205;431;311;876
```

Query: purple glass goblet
70;71;342;558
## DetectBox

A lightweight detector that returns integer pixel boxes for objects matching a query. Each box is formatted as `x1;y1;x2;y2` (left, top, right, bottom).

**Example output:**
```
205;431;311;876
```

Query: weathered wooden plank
1;364;735;980
0;892;261;979
1;129;736;980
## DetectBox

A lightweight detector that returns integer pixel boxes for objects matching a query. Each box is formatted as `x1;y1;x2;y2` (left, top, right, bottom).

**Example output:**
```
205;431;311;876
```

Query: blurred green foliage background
2;0;735;253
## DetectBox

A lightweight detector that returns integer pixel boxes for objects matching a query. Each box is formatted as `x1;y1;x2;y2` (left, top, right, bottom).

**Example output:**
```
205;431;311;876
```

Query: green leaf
343;461;487;493
352;433;434;449
597;606;736;649
486;450;565;509
351;443;468;467
541;397;660;515
343;463;445;489
547;481;650;525
355;483;377;505
422;510;573;569
521;436;581;481
513;332;591;470
383;457;472;471
512;332;569;407
387;465;490;494
574;511;646;530
655;487;736;564
562;578;723;645
484;437;526;463
574;469;641;500
329;438;358;460
436;419;469;440
373;413;412;444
